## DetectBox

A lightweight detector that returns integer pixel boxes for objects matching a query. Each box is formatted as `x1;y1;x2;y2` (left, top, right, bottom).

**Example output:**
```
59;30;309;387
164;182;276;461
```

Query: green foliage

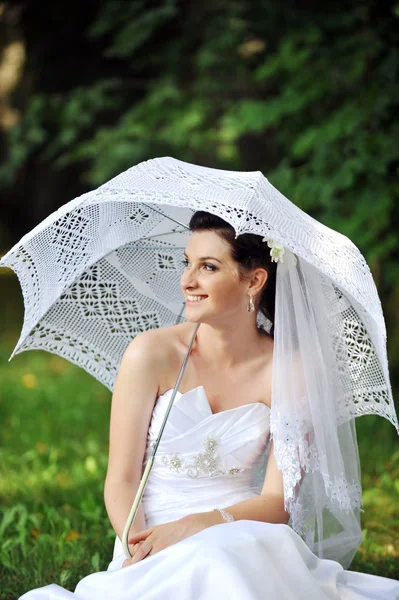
2;1;398;272
89;0;179;57
0;80;123;187
0;278;114;597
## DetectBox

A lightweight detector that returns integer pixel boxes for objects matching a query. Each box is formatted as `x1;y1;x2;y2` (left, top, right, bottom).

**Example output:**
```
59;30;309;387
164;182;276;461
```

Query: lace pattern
159;435;246;478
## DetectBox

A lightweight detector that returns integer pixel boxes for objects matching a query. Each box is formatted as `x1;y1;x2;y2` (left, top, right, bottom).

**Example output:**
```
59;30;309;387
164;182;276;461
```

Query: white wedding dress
20;386;399;600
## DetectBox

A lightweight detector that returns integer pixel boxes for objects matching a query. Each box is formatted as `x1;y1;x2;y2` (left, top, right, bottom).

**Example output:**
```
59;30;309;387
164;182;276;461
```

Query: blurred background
0;0;398;597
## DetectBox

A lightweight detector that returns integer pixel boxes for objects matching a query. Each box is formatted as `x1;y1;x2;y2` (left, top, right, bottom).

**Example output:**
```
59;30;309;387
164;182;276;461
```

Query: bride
20;211;399;599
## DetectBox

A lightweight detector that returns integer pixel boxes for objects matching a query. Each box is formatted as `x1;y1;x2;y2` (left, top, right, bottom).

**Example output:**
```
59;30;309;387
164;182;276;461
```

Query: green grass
0;273;398;598
0;343;115;598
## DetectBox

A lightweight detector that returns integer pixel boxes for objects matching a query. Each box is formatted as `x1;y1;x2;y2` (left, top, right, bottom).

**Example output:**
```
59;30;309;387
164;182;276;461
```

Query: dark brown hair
188;211;277;339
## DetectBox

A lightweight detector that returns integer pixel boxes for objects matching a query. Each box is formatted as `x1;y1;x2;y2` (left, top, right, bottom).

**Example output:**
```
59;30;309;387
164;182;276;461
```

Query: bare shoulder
124;322;191;358
122;322;195;389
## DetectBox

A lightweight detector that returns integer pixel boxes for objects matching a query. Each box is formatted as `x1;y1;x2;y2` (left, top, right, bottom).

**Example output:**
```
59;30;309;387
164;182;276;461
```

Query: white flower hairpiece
262;237;297;265
262;238;285;263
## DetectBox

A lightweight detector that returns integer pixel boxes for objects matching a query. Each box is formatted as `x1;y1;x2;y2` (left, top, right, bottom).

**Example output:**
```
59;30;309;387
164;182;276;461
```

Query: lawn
0;273;398;599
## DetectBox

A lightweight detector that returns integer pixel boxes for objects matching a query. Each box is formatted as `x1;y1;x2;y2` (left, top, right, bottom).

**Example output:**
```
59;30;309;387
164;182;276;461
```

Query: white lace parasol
1;156;397;568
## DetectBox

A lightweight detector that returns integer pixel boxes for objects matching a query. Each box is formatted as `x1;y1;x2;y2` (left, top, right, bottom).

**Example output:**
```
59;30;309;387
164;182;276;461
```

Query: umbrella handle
121;457;154;558
121;321;200;558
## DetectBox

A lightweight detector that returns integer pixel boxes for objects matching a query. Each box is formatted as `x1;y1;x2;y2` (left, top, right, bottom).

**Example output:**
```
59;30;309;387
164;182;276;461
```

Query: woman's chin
184;310;203;322
184;305;209;322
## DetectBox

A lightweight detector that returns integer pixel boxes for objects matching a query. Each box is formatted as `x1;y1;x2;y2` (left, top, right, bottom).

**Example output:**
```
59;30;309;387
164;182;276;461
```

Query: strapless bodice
141;385;271;527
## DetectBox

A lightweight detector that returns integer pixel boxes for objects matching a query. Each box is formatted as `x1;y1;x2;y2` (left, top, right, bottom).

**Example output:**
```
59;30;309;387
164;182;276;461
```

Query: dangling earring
247;295;255;312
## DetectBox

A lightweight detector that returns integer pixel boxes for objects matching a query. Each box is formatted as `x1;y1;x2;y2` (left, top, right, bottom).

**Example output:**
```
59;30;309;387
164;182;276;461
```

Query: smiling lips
186;295;208;302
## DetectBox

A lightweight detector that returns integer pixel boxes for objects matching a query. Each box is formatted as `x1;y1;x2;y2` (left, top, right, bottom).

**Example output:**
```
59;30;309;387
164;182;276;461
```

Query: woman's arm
104;481;147;540
104;330;163;540
125;438;289;565
198;438;290;527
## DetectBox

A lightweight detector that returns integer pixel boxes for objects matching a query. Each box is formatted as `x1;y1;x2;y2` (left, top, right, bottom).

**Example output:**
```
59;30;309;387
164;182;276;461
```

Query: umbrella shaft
122;457;154;558
121;322;200;558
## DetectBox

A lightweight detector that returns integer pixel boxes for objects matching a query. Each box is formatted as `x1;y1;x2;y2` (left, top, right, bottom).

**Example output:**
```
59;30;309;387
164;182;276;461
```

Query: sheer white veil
268;247;393;568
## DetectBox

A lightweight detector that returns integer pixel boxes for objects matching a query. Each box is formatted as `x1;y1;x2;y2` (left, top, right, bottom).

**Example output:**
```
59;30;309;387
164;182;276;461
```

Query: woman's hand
122;541;145;568
122;511;222;567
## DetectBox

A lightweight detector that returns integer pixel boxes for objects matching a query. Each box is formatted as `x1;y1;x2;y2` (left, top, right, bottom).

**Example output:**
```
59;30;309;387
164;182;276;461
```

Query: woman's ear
249;267;268;297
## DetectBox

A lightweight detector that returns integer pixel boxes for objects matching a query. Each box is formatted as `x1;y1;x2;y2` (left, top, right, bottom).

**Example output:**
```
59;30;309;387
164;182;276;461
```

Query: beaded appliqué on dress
161;435;246;478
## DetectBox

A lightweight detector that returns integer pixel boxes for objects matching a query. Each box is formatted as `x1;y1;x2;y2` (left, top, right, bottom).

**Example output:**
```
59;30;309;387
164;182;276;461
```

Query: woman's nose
181;265;198;288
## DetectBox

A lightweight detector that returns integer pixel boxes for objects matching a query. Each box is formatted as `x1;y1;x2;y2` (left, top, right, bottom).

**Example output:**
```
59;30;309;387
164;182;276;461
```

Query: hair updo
188;211;277;339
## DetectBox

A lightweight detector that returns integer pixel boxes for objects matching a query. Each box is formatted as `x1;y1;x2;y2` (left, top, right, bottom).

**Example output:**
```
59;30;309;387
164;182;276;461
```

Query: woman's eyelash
181;259;216;271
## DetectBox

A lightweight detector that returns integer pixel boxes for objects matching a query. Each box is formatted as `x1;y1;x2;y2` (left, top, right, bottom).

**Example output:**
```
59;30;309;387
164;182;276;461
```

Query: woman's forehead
185;230;231;257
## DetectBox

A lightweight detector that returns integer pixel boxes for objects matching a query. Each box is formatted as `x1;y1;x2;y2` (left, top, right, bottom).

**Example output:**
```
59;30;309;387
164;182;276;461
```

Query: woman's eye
181;260;216;272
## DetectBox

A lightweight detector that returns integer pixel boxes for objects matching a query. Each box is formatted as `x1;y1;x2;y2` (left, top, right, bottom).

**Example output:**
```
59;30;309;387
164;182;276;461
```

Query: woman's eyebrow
183;252;222;264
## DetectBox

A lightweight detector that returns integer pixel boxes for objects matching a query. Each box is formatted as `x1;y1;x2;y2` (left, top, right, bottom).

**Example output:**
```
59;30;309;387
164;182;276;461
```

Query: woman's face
180;230;249;323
